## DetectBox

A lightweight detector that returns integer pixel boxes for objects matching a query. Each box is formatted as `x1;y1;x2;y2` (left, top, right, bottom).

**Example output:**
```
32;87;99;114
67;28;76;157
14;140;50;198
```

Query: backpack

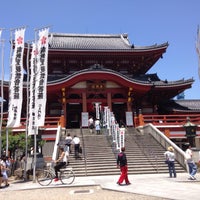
65;138;72;145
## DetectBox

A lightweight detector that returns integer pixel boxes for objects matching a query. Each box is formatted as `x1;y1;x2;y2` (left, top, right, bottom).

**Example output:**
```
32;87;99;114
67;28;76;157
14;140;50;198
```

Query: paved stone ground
0;186;168;200
1;173;200;200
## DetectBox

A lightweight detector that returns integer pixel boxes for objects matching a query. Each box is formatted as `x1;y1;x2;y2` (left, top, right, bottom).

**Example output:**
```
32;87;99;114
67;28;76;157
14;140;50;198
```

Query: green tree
1;129;45;158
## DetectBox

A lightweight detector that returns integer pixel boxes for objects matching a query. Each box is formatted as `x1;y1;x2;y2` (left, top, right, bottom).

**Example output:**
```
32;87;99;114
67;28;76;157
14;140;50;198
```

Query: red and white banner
7;28;25;127
28;42;38;135
35;28;49;126
28;28;49;135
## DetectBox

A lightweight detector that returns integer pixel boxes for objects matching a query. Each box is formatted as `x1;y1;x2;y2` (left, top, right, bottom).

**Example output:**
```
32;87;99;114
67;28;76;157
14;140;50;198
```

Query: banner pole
32;28;38;183
33;126;38;183
24;41;31;181
0;34;5;157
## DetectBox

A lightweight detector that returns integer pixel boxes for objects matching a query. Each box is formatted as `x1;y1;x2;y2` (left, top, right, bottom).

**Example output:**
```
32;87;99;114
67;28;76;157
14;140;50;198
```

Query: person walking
72;135;81;159
53;147;69;182
95;118;101;134
88;116;94;134
116;147;131;185
185;144;197;180
164;146;176;178
65;133;72;153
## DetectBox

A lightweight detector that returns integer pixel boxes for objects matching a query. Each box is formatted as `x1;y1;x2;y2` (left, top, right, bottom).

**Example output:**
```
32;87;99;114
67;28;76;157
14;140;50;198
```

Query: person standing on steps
65;133;72;153
164;146;176;178
88;116;94;134
72;135;81;159
95;118;101;134
116;147;131;185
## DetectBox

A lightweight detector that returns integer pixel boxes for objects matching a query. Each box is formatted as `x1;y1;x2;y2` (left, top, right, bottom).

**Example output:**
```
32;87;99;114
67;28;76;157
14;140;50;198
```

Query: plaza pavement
1;172;200;200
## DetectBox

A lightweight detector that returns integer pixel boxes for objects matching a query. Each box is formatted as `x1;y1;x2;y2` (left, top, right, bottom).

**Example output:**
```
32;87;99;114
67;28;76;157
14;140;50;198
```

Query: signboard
126;111;133;126
82;112;89;127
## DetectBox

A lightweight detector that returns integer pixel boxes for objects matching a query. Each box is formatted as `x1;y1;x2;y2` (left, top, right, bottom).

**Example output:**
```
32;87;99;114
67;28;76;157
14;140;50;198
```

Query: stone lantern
183;117;197;147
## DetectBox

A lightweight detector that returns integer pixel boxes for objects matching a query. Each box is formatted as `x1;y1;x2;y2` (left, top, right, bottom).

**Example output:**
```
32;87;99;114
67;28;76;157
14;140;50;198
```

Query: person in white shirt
185;144;197;180
164;146;176;178
88;116;94;134
0;155;9;187
95;119;101;134
72;135;81;159
53;147;69;182
65;133;72;153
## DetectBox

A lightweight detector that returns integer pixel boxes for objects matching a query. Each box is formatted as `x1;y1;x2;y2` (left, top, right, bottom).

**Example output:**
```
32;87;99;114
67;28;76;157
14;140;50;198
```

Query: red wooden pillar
82;92;87;112
107;92;112;111
61;88;66;127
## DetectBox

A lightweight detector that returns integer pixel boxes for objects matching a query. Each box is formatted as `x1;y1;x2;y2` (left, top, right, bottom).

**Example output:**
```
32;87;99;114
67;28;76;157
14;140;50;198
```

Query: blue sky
0;0;200;99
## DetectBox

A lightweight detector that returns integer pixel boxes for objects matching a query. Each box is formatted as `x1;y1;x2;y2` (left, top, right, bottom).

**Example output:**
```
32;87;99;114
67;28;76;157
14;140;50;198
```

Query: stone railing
137;123;187;170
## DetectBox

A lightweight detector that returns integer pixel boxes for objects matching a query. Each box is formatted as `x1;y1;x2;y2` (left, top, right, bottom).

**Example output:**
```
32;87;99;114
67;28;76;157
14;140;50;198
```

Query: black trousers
74;144;80;159
54;162;66;178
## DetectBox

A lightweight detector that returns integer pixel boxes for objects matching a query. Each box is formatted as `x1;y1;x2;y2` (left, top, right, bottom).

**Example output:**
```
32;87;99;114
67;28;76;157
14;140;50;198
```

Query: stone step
54;127;186;177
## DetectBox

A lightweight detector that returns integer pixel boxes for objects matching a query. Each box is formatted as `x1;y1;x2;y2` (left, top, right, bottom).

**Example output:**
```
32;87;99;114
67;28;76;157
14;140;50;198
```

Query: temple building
1;33;196;129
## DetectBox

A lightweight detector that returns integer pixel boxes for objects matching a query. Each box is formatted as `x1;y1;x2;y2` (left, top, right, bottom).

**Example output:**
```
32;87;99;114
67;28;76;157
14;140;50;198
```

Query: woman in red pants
116;147;131;185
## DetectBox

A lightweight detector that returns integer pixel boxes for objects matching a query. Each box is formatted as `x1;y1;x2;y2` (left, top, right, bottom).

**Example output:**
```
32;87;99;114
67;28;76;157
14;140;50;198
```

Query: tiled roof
174;100;200;111
48;33;168;51
162;100;200;112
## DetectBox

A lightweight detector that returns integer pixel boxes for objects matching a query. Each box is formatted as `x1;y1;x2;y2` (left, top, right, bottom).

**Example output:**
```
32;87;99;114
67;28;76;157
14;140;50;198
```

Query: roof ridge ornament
90;64;103;70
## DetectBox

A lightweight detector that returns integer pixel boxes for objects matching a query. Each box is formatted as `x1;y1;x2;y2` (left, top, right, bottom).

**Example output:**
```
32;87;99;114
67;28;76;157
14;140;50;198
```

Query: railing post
138;109;144;126
59;115;65;128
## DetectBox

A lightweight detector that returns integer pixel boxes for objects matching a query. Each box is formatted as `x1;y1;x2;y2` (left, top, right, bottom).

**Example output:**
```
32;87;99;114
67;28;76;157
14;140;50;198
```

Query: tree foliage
1;128;45;158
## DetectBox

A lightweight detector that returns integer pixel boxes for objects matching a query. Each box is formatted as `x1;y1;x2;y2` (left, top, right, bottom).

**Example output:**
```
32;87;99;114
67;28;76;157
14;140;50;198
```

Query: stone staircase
124;129;185;174
59;127;186;176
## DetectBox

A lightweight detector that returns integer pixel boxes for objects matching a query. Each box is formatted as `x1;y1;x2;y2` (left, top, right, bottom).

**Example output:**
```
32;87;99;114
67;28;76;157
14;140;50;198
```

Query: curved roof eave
47;69;193;93
47;70;151;92
153;79;194;88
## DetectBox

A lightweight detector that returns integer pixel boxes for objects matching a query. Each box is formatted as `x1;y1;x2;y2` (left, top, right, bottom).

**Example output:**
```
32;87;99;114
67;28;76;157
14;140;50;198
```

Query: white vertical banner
115;123;120;150
119;127;125;149
7;28;25;127
95;102;100;119
35;28;49;127
111;113;116;142
28;42;38;135
103;106;108;127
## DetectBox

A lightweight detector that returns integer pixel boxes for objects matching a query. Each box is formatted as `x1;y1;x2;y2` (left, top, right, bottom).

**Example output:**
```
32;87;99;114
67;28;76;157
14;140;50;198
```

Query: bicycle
36;162;75;186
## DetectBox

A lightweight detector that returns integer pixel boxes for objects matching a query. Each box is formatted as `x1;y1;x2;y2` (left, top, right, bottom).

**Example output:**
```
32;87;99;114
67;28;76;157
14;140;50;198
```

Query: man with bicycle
54;147;69;182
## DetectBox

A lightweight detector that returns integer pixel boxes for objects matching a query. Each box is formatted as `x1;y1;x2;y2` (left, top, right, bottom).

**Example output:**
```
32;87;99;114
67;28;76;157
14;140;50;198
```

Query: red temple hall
1;33;195;129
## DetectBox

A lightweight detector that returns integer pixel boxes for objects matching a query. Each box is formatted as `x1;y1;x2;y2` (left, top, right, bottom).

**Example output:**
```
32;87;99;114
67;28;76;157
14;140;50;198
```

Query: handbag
79;146;82;154
165;159;169;164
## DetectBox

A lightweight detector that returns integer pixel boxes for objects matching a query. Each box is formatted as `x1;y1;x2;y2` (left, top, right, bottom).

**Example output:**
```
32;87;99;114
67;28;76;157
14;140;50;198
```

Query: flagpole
32;26;50;183
32;29;38;183
0;29;5;157
23;41;31;181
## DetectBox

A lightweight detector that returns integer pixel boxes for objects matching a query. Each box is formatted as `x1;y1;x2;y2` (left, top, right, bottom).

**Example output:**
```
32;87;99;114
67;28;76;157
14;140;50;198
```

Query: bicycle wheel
36;169;53;186
60;169;75;185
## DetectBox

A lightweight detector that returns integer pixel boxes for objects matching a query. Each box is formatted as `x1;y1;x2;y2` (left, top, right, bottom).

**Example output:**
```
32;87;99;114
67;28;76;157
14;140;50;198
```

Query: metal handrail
80;126;87;176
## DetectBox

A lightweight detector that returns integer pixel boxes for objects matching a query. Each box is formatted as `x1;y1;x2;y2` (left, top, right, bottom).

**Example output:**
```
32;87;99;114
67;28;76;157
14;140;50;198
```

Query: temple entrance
112;103;126;127
66;103;82;128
